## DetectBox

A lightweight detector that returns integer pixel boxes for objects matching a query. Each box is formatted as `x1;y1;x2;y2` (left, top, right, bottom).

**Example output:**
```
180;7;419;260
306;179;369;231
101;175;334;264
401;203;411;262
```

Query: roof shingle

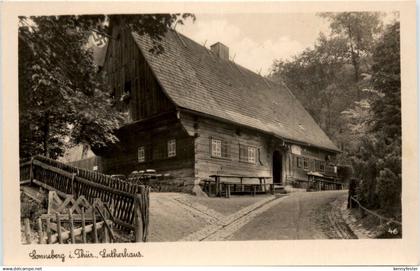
132;30;339;152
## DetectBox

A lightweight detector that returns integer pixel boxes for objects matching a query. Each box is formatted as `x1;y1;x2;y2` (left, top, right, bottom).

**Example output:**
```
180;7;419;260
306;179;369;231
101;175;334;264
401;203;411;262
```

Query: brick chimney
210;42;229;60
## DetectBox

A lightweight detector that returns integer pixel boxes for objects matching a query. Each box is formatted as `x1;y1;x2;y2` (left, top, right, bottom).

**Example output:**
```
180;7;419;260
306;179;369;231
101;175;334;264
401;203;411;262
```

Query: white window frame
211;138;222;158
167;139;176;158
248;146;256;163
138;146;145;162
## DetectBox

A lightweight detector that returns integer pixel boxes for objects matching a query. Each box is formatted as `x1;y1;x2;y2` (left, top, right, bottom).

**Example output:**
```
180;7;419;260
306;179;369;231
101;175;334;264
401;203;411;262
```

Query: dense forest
269;12;401;218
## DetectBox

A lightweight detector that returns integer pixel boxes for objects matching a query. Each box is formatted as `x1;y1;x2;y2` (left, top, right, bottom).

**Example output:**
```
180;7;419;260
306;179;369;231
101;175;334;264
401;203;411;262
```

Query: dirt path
148;191;355;242
229;190;356;240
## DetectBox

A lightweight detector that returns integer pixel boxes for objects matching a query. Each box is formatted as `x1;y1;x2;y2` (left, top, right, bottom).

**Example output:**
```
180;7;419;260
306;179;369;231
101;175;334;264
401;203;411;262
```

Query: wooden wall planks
103;21;175;122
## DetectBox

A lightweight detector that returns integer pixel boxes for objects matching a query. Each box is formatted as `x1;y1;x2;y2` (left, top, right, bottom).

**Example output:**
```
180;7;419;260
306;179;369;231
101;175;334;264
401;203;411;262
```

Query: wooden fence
20;156;150;242
23;193;116;244
350;196;402;226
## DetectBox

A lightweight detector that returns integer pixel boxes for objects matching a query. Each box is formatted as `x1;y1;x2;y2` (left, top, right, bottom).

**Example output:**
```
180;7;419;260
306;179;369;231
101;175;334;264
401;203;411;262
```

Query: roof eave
178;108;341;154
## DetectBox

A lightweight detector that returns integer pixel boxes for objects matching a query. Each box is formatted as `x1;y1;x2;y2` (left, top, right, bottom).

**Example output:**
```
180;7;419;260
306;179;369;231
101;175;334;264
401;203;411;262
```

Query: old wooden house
93;21;340;193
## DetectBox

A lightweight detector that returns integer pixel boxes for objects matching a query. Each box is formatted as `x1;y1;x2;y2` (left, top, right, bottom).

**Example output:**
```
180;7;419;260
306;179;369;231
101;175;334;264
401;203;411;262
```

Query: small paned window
315;160;321;171
152;142;166;160
240;144;258;164
211;138;230;158
248;146;256;164
303;158;309;169
138;146;145;163
211;139;222;158
168;139;176;158
297;157;304;168
320;161;325;172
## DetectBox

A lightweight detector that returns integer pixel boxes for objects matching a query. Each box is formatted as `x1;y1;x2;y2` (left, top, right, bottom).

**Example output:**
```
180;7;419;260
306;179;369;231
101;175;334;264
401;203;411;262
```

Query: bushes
20;191;48;222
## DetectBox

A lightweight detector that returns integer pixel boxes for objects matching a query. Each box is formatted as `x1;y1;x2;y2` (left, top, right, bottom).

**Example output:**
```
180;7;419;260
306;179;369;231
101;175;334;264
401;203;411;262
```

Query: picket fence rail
20;155;150;242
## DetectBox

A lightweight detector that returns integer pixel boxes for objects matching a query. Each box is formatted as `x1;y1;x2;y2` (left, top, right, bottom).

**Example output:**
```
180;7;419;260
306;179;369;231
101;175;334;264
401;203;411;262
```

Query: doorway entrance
273;151;282;185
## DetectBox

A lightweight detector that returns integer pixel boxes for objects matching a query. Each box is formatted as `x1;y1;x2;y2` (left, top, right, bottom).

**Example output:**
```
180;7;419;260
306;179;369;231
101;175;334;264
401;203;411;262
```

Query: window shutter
239;145;248;162
221;140;229;158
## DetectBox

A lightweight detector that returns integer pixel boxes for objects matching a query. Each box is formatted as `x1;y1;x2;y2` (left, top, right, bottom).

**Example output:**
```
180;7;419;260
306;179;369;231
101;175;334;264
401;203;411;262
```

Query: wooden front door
273;151;282;184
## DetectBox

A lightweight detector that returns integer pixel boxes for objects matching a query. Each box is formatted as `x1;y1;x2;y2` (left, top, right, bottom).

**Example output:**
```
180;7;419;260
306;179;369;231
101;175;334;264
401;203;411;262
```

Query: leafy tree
269;33;357;147
350;22;401;216
269;12;400;217
19;14;194;160
269;12;385;157
320;12;383;84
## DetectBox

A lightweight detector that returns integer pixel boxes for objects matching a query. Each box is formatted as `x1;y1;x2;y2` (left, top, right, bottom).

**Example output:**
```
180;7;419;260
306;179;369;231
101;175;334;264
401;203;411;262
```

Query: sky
177;13;331;75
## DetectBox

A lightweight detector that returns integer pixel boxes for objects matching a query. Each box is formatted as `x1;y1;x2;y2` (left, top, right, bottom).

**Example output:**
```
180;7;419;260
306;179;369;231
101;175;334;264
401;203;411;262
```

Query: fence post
56;212;63;244
81;207;87;243
134;194;143;242
102;204;110;243
71;173;76;196
46;217;52;244
37;217;44;244
110;200;114;243
92;206;98;243
69;208;75;244
24;218;31;244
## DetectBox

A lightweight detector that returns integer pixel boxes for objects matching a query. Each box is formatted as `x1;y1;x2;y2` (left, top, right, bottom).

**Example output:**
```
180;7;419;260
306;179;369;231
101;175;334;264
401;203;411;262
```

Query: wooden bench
205;175;273;198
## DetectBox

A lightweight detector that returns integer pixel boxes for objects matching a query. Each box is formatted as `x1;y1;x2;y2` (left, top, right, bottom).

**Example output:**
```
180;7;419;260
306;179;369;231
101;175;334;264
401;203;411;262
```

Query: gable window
168;139;176;158
138;146;145;163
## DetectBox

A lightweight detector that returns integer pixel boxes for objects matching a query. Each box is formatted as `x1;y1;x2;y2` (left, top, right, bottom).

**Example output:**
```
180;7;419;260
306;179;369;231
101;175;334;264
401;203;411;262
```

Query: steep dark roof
132;30;339;152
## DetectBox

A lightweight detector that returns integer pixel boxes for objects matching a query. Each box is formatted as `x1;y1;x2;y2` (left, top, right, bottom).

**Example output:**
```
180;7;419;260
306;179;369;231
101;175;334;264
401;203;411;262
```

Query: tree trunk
347;25;361;99
43;112;50;158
